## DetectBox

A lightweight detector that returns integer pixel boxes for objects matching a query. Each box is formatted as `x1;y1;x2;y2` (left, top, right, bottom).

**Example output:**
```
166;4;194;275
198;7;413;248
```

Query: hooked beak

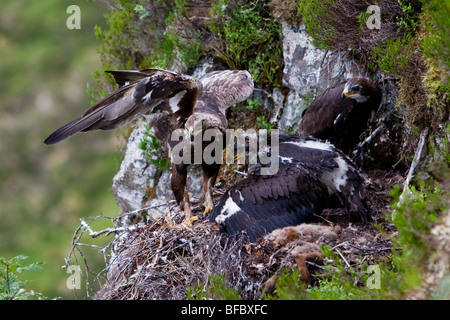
342;88;357;99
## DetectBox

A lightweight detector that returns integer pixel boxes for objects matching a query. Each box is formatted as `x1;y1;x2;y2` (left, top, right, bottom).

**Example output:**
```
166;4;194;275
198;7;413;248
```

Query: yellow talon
184;215;199;227
203;206;213;215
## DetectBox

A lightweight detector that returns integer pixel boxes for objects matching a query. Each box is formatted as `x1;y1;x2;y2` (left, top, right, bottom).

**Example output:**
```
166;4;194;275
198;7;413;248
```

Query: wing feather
44;69;202;145
210;161;329;241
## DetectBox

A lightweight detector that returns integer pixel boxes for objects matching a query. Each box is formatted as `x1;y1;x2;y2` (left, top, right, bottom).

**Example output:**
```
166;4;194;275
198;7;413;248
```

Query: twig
397;127;429;210
306;261;325;270
334;248;351;268
347;243;401;253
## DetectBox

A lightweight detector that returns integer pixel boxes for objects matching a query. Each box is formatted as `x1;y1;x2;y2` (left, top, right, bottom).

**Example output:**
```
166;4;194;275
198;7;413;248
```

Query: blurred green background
0;0;122;299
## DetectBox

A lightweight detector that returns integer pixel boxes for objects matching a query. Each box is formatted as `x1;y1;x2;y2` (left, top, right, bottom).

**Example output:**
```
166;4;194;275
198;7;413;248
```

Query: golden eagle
44;68;254;225
299;78;382;153
209;132;370;242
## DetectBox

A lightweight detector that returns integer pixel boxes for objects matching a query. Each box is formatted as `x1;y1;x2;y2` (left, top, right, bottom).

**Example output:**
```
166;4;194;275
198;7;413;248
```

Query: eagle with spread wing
209;132;370;242
299;78;382;154
45;68;254;225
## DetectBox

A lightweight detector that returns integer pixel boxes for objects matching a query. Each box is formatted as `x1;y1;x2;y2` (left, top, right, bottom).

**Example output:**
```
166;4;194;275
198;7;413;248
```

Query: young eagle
299;78;382;154
44;68;254;225
209;132;370;242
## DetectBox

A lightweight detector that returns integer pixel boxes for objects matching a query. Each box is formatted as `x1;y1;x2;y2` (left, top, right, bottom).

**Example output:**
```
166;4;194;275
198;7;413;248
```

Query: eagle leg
171;163;197;227
201;163;220;215
182;191;199;226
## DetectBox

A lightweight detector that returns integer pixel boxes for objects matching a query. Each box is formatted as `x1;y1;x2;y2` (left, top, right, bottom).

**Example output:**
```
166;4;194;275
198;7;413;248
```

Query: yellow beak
343;89;357;98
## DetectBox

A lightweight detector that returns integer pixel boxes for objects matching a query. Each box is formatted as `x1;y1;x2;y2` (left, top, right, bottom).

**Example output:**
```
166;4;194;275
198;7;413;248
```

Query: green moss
422;0;450;70
296;0;337;50
371;34;414;75
421;0;450;114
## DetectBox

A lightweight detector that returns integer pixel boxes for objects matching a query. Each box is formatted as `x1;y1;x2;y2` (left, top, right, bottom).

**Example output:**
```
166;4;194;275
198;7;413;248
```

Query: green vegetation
93;0;282;87
207;0;282;86
295;0;337;49
245;98;259;112
1;255;48;300
264;179;448;300
422;0;450;74
369;0;420;76
186;273;241;300
371;35;413;75
139;125;170;170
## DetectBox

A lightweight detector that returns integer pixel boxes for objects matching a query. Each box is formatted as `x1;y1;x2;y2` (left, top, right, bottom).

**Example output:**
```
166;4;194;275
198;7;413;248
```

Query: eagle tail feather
44;114;104;145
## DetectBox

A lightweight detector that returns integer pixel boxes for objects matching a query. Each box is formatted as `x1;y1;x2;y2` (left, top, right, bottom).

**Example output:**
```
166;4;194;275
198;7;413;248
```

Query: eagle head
342;78;377;103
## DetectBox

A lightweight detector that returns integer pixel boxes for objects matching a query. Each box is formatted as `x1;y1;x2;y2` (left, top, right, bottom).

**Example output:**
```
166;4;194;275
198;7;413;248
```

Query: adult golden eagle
44;68;254;225
209;132;370;242
299;78;382;153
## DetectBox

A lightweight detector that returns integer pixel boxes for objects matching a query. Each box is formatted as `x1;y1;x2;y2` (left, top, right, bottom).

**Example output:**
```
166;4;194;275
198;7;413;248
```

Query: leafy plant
139;125;170;170
245;98;259;112
207;0;282;86
396;0;419;32
256;116;274;131
0;255;47;300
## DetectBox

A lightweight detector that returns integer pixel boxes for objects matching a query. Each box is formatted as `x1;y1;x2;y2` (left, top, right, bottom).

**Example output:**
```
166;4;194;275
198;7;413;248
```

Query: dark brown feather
299;78;381;153
211;133;370;241
44;69;201;145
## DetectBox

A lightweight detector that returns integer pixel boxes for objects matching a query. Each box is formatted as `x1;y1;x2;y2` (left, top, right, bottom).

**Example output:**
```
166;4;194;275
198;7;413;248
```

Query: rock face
278;22;361;130
112;121;160;214
112;120;203;221
111;22;367;220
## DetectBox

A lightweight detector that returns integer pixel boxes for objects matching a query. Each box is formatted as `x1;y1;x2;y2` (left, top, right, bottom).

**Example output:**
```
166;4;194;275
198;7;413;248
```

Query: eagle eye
351;85;360;92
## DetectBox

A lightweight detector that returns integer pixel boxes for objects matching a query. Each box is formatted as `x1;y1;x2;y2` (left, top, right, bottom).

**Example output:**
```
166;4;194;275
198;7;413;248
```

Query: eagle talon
184;215;199;227
203;205;213;215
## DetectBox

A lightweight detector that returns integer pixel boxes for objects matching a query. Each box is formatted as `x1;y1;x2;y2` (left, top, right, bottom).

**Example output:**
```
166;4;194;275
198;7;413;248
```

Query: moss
295;0;337;50
421;0;450;73
420;0;450;128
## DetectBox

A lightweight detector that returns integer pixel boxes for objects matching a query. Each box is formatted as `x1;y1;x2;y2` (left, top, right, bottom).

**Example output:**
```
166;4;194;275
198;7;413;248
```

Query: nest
65;168;402;300
92;212;267;300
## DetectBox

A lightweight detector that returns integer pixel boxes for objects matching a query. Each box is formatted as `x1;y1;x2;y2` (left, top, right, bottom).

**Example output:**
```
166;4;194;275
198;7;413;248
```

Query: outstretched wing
196;70;254;112
210;159;329;242
105;69;151;87
44;69;202;144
